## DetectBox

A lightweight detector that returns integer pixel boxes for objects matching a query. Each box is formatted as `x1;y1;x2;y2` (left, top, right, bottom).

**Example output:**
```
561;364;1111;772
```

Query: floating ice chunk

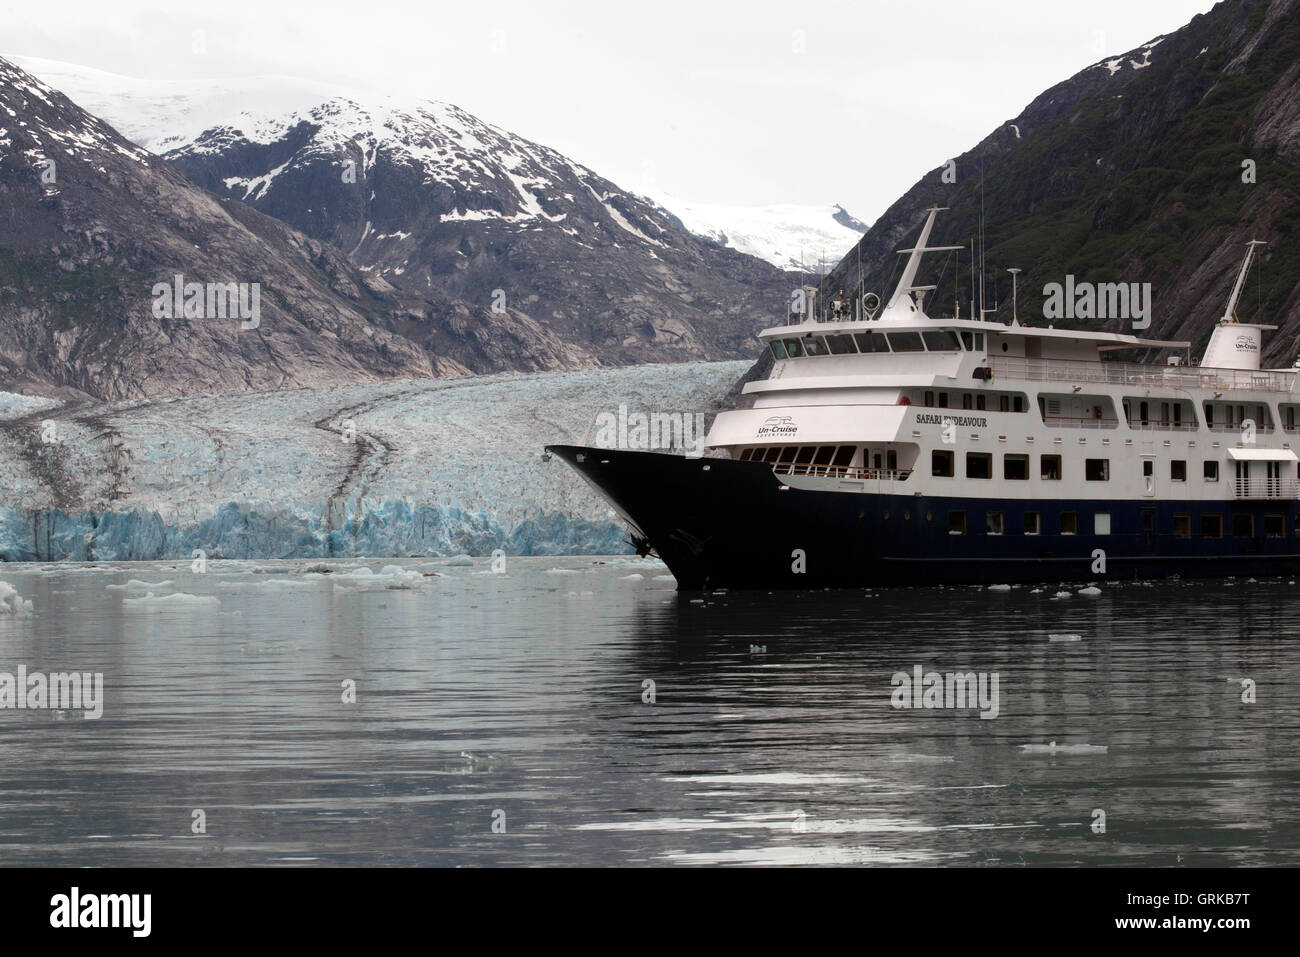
1048;633;1083;642
545;568;581;575
0;580;33;615
988;584;1012;592
619;573;644;581
106;579;173;591
122;591;219;608
1052;591;1071;598
443;554;474;567
1077;586;1102;596
891;754;955;764
1020;741;1108;754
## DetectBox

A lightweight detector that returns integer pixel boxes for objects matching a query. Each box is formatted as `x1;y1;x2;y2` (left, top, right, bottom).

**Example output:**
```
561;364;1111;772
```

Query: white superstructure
706;208;1298;515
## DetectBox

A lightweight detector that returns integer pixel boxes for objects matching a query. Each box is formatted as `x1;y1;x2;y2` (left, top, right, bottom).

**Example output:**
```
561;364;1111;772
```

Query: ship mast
886;206;963;315
1220;240;1266;324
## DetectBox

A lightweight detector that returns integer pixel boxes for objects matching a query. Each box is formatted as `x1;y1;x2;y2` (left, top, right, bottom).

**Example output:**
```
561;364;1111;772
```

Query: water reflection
0;560;1294;866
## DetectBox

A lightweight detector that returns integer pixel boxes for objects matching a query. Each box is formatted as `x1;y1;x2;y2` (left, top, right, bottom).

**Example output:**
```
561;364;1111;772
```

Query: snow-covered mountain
13;56;868;273
646;193;868;271
9;57;797;367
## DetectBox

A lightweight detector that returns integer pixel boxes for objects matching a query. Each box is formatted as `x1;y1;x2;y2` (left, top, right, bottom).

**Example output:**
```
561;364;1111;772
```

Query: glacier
0;362;747;561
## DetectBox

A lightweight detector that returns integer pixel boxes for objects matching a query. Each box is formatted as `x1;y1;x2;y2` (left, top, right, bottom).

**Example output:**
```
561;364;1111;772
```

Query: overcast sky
6;0;1219;222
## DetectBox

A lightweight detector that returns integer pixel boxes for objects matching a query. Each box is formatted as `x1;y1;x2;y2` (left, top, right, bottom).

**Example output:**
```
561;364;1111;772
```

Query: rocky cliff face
818;0;1300;366
0;57;602;399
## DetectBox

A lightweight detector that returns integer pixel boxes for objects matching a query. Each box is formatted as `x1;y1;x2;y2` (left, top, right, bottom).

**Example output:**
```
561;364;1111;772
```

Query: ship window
802;336;828;357
962;394;973;410
1000;395;1010;412
1013;395;1024;413
769;340;787;360
739;448;752;460
1233;514;1254;538
887;332;925;352
1004;454;1029;481
778;447;798;463
922;330;961;351
1265;514;1285;538
986;511;1005;535
960;332;974;351
1171;460;1187;482
1174;514;1191;538
976;394;986;411
1061;512;1078;535
1143;460;1153;477
1205;404;1214;428
932;450;955;477
1204;461;1219;482
825;334;857;355
763;447;781;463
783;338;805;358
1024;512;1041;535
853;332;873;352
1040;455;1062;480
965;452;993;480
833;446;855;467
974;333;984;350
924;391;935;406
949;511;966;535
813;446;835;466
1085;458;1110;481
938;393;949;408
1095;512;1111;535
1201;514;1222;538
795;447;816;464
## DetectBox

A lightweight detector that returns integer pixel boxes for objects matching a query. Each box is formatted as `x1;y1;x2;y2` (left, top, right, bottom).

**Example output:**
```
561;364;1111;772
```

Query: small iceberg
123;592;220;609
1020;741;1108;755
1048;633;1083;642
988;583;1012;592
0;581;33;615
1078;586;1103;596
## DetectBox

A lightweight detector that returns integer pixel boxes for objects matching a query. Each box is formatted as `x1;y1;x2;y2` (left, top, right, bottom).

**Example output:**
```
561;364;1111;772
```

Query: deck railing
1234;477;1300;500
991;357;1297;393
772;463;912;482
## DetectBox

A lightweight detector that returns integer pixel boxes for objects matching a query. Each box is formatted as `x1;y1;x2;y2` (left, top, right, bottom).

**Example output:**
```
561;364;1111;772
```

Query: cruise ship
547;208;1300;589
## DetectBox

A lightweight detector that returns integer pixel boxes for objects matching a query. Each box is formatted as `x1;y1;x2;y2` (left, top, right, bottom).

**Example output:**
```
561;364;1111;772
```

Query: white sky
5;0;1218;222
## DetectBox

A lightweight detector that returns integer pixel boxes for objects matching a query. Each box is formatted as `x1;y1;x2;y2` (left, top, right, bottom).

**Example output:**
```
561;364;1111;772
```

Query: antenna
1008;268;1021;324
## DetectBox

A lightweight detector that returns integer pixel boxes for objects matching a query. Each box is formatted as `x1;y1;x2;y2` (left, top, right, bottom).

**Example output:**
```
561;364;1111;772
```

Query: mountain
813;0;1300;367
641;193;867;271
0;55;599;401
11;59;794;366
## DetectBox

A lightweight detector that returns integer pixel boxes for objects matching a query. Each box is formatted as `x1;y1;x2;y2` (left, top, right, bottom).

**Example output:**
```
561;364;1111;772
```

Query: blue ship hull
546;444;1300;590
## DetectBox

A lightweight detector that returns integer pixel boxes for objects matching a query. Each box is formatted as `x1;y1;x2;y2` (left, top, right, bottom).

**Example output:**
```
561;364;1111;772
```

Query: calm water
0;557;1296;867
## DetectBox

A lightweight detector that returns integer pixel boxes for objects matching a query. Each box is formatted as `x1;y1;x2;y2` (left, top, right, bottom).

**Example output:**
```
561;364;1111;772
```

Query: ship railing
1126;421;1201;433
1233;478;1300;500
772;463;913;482
1205;423;1276;434
1041;416;1122;429
991;357;1298;393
